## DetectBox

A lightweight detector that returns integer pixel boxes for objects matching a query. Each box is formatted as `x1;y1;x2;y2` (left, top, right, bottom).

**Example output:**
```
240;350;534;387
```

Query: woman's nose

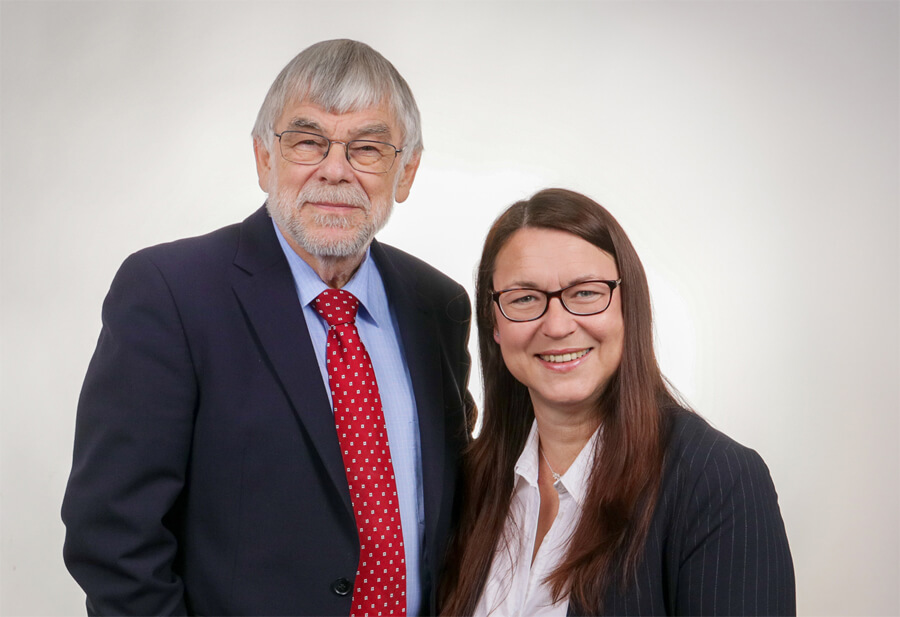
539;297;577;338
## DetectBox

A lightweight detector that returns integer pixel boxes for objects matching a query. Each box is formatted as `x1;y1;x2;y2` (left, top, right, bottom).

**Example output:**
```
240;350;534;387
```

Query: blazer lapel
371;242;447;554
230;207;352;515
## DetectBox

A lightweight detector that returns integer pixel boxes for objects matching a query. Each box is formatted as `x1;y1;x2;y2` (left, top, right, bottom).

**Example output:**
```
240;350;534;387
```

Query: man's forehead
278;100;401;137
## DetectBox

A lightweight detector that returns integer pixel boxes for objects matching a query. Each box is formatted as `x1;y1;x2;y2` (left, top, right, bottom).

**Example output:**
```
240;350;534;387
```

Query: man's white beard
267;178;394;258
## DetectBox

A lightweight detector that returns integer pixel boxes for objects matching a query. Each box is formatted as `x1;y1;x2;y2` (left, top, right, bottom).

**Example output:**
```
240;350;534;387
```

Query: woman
440;189;794;616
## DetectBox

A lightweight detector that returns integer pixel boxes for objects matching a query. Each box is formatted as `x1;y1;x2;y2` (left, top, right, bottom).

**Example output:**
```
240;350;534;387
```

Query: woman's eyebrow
564;274;615;285
496;280;541;290
498;275;613;291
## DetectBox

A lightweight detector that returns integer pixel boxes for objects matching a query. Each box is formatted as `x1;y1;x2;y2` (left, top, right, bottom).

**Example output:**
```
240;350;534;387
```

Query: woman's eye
510;294;537;305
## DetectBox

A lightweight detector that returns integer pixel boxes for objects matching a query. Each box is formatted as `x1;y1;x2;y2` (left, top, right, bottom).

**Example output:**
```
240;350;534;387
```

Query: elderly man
62;39;473;616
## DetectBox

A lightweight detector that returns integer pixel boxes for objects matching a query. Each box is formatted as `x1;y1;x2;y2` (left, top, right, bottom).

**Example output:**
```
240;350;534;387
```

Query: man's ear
393;151;421;203
253;138;273;193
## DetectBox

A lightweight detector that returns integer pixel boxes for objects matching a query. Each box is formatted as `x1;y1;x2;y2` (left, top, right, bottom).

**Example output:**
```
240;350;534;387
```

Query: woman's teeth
539;349;590;363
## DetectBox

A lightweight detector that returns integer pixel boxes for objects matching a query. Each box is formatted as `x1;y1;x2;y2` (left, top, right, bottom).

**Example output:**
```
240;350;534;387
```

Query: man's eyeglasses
492;279;622;322
274;131;402;174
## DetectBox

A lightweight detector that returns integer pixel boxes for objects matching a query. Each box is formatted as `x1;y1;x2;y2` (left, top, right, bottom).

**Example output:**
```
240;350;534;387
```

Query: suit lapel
371;242;447;555
228;216;449;542
230;207;352;515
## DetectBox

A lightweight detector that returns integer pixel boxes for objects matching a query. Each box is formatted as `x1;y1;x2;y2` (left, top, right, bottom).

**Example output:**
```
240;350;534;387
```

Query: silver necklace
539;445;562;483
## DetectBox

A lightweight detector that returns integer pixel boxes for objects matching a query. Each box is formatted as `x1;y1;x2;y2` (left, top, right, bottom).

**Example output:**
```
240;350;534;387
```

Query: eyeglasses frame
491;279;623;322
273;130;403;174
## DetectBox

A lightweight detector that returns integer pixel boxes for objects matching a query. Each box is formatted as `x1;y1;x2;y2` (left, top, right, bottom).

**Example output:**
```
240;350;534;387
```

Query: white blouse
473;421;600;617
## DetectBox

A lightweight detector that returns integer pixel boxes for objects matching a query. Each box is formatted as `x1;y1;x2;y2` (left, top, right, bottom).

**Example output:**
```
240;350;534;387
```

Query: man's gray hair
252;39;423;167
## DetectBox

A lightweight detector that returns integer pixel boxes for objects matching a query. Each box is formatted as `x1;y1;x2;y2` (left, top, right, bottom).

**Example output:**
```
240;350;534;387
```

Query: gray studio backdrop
1;1;898;615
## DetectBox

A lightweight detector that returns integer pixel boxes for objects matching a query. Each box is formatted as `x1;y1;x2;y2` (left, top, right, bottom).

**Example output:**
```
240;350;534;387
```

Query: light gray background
2;1;898;615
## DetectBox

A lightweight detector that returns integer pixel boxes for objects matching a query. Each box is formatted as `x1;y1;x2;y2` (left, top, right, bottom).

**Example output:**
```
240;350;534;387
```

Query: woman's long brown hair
439;189;681;615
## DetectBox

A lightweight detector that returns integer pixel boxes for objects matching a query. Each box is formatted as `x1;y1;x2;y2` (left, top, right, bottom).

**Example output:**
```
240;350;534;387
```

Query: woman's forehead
493;228;618;287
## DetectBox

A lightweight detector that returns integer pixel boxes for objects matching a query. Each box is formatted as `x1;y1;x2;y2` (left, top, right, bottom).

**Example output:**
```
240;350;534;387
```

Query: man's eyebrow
283;119;395;142
287;118;324;132
353;123;392;138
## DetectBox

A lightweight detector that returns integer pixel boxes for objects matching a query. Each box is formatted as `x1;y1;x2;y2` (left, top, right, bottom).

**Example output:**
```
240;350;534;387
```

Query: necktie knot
313;289;360;327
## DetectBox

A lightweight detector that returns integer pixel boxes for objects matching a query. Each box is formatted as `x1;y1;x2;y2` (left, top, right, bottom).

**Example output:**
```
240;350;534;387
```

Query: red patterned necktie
314;289;406;616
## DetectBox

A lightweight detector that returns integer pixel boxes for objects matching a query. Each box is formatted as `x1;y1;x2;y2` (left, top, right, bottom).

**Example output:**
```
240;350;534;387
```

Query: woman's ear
493;329;500;343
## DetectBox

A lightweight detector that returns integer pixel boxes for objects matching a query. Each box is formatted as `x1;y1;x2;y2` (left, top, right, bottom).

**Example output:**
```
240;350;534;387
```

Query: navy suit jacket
571;409;795;615
62;206;473;616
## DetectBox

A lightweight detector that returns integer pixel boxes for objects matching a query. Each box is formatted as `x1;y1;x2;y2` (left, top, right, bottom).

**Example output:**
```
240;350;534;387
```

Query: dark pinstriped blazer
571;408;795;616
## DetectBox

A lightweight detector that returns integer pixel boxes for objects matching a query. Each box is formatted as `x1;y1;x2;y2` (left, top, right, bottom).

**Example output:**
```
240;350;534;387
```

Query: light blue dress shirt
273;221;424;614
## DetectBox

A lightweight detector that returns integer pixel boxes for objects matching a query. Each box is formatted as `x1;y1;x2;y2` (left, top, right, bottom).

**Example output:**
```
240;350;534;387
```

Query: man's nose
317;142;356;183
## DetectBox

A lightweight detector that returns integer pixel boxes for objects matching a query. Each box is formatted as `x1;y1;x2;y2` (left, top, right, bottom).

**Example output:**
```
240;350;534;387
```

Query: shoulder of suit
125;219;243;270
374;242;459;285
376;240;468;293
147;218;242;257
374;241;471;324
661;407;767;482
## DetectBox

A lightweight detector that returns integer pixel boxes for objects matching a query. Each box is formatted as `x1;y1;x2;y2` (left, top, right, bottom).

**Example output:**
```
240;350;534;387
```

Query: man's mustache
292;184;370;211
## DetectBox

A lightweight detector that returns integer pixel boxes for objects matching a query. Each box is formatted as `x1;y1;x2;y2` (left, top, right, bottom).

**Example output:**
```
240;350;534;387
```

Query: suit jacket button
331;577;351;596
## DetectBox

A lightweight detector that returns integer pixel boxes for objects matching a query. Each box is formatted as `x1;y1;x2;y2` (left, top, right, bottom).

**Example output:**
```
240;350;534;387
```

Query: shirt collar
514;421;542;488
272;219;387;327
563;425;601;505
513;419;602;506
